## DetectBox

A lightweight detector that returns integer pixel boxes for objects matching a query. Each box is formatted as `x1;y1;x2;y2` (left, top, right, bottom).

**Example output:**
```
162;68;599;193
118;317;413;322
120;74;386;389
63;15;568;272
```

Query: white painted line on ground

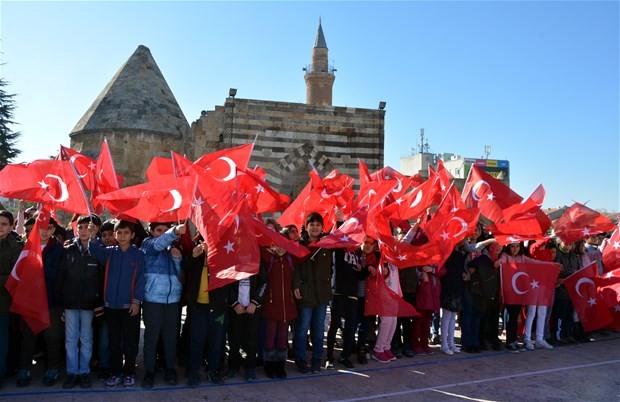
331;359;620;402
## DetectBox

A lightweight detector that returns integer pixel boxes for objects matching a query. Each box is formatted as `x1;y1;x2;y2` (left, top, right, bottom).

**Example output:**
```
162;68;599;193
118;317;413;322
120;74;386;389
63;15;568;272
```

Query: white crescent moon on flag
409;189;423;208
162;189;183;212
321;187;346;199
512;271;529;295
575;277;595;299
10;250;31;281
344;217;359;231
44;174;69;202
215;157;237;182
393;178;402;193
69;155;89;178
472;180;491;202
448;217;468;238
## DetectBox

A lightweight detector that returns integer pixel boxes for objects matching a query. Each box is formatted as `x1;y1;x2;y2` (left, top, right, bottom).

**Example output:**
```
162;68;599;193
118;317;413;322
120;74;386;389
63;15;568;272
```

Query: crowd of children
0;205;616;391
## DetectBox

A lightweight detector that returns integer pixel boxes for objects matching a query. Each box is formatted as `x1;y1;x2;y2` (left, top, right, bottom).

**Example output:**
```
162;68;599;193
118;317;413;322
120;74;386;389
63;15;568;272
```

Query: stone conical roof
314;18;328;49
70;45;189;137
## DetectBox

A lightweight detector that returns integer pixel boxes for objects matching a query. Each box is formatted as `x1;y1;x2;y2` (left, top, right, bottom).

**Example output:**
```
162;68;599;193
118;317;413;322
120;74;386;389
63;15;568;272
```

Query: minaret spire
305;18;335;106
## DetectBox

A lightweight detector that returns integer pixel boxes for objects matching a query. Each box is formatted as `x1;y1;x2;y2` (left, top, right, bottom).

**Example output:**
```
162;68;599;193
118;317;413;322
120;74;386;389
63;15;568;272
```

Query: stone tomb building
70;21;385;197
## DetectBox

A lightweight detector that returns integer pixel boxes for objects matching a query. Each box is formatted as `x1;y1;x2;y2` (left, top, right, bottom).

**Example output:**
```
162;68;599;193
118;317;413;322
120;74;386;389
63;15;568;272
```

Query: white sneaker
525;341;534;351
450;346;461;354
535;339;554;350
440;347;454;356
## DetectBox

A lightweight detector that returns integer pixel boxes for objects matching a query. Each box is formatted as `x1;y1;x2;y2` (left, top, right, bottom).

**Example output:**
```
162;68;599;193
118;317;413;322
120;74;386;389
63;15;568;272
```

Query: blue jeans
0;314;9;377
65;309;94;375
295;304;327;362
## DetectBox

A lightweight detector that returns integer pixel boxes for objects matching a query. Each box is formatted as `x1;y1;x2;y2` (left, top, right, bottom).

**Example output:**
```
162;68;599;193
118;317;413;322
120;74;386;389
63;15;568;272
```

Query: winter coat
43;238;64;309
555;247;581;300
262;249;297;322
0;234;23;314
440;247;468;312
88;240;145;309
415;265;443;312
57;240;104;310
140;228;183;304
293;235;334;309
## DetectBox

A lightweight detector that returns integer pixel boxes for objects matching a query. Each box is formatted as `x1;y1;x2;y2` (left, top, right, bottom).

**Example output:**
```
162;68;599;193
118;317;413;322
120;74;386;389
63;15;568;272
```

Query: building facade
70;20;385;197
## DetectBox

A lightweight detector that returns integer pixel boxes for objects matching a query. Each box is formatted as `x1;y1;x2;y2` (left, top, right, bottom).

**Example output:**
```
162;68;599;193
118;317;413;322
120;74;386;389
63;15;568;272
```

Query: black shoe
275;362;287;379
98;368;110;381
264;361;276;379
557;338;569;346
338;358;355;370
79;373;92;389
63;374;79;389
566;336;579;345
505;342;520;354
431;335;440;345
325;359;335;370
357;351;368;365
188;371;200;388
142;371;155;389
548;338;559;346
295;360;310;374
209;373;224;385
164;369;177;385
311;359;321;374
492;342;502;351
255;358;264;368
478;342;488;351
462;346;475;353
403;348;415;358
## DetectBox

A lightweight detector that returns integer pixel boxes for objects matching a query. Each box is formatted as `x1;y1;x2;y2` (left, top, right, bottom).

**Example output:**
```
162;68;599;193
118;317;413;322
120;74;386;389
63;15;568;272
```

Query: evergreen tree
0;77;21;169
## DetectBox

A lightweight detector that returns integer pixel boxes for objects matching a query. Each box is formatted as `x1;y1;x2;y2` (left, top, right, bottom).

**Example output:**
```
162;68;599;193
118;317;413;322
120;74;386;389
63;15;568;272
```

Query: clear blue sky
1;1;618;211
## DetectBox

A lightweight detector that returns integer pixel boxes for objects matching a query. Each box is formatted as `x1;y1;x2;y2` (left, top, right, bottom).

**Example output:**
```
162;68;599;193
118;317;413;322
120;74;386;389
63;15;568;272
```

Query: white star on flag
340;235;350;242
531;280;539;289
384;175;391;180
89;162;96;170
486;193;495;200
255;184;264;193
587;297;597;306
440;231;450;241
612;241;620;250
397;254;407;261
38;180;49;190
192;196;204;207
223;241;235;254
615;304;620;312
441;184;447;191
395;197;404;205
582;228;591;236
605;272;614;279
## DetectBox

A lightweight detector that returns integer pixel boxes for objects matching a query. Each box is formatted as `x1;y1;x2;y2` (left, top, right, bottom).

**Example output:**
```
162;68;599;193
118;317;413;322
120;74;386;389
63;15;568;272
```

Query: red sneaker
383;349;397;361
371;351;390;364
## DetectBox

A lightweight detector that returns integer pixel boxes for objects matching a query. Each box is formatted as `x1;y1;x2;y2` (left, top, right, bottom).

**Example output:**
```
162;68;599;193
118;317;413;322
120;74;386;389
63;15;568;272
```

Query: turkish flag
277;179;313;229
595;268;620;308
461;164;522;224
358;160;372;192
237;168;290;214
4;207;51;334
92;139;124;213
315;206;368;250
431;160;454;202
601;224;620;272
436;183;466;216
59;145;97;190
249;216;310;258
206;200;260;290
370;166;411;199
97;175;195;222
500;262;561;306
365;262;420;317
312;169;356;214
383;175;440;223
378;235;443;268
0;159;90;215
564;261;613;331
423;207;480;253
145;156;175;181
194;143;254;174
489;184;551;243
552;202;615;244
607;303;620;330
355;180;398;239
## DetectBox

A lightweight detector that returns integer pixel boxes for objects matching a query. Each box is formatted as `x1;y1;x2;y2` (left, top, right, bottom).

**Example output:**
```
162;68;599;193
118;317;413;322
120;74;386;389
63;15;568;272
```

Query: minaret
305;18;335;106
